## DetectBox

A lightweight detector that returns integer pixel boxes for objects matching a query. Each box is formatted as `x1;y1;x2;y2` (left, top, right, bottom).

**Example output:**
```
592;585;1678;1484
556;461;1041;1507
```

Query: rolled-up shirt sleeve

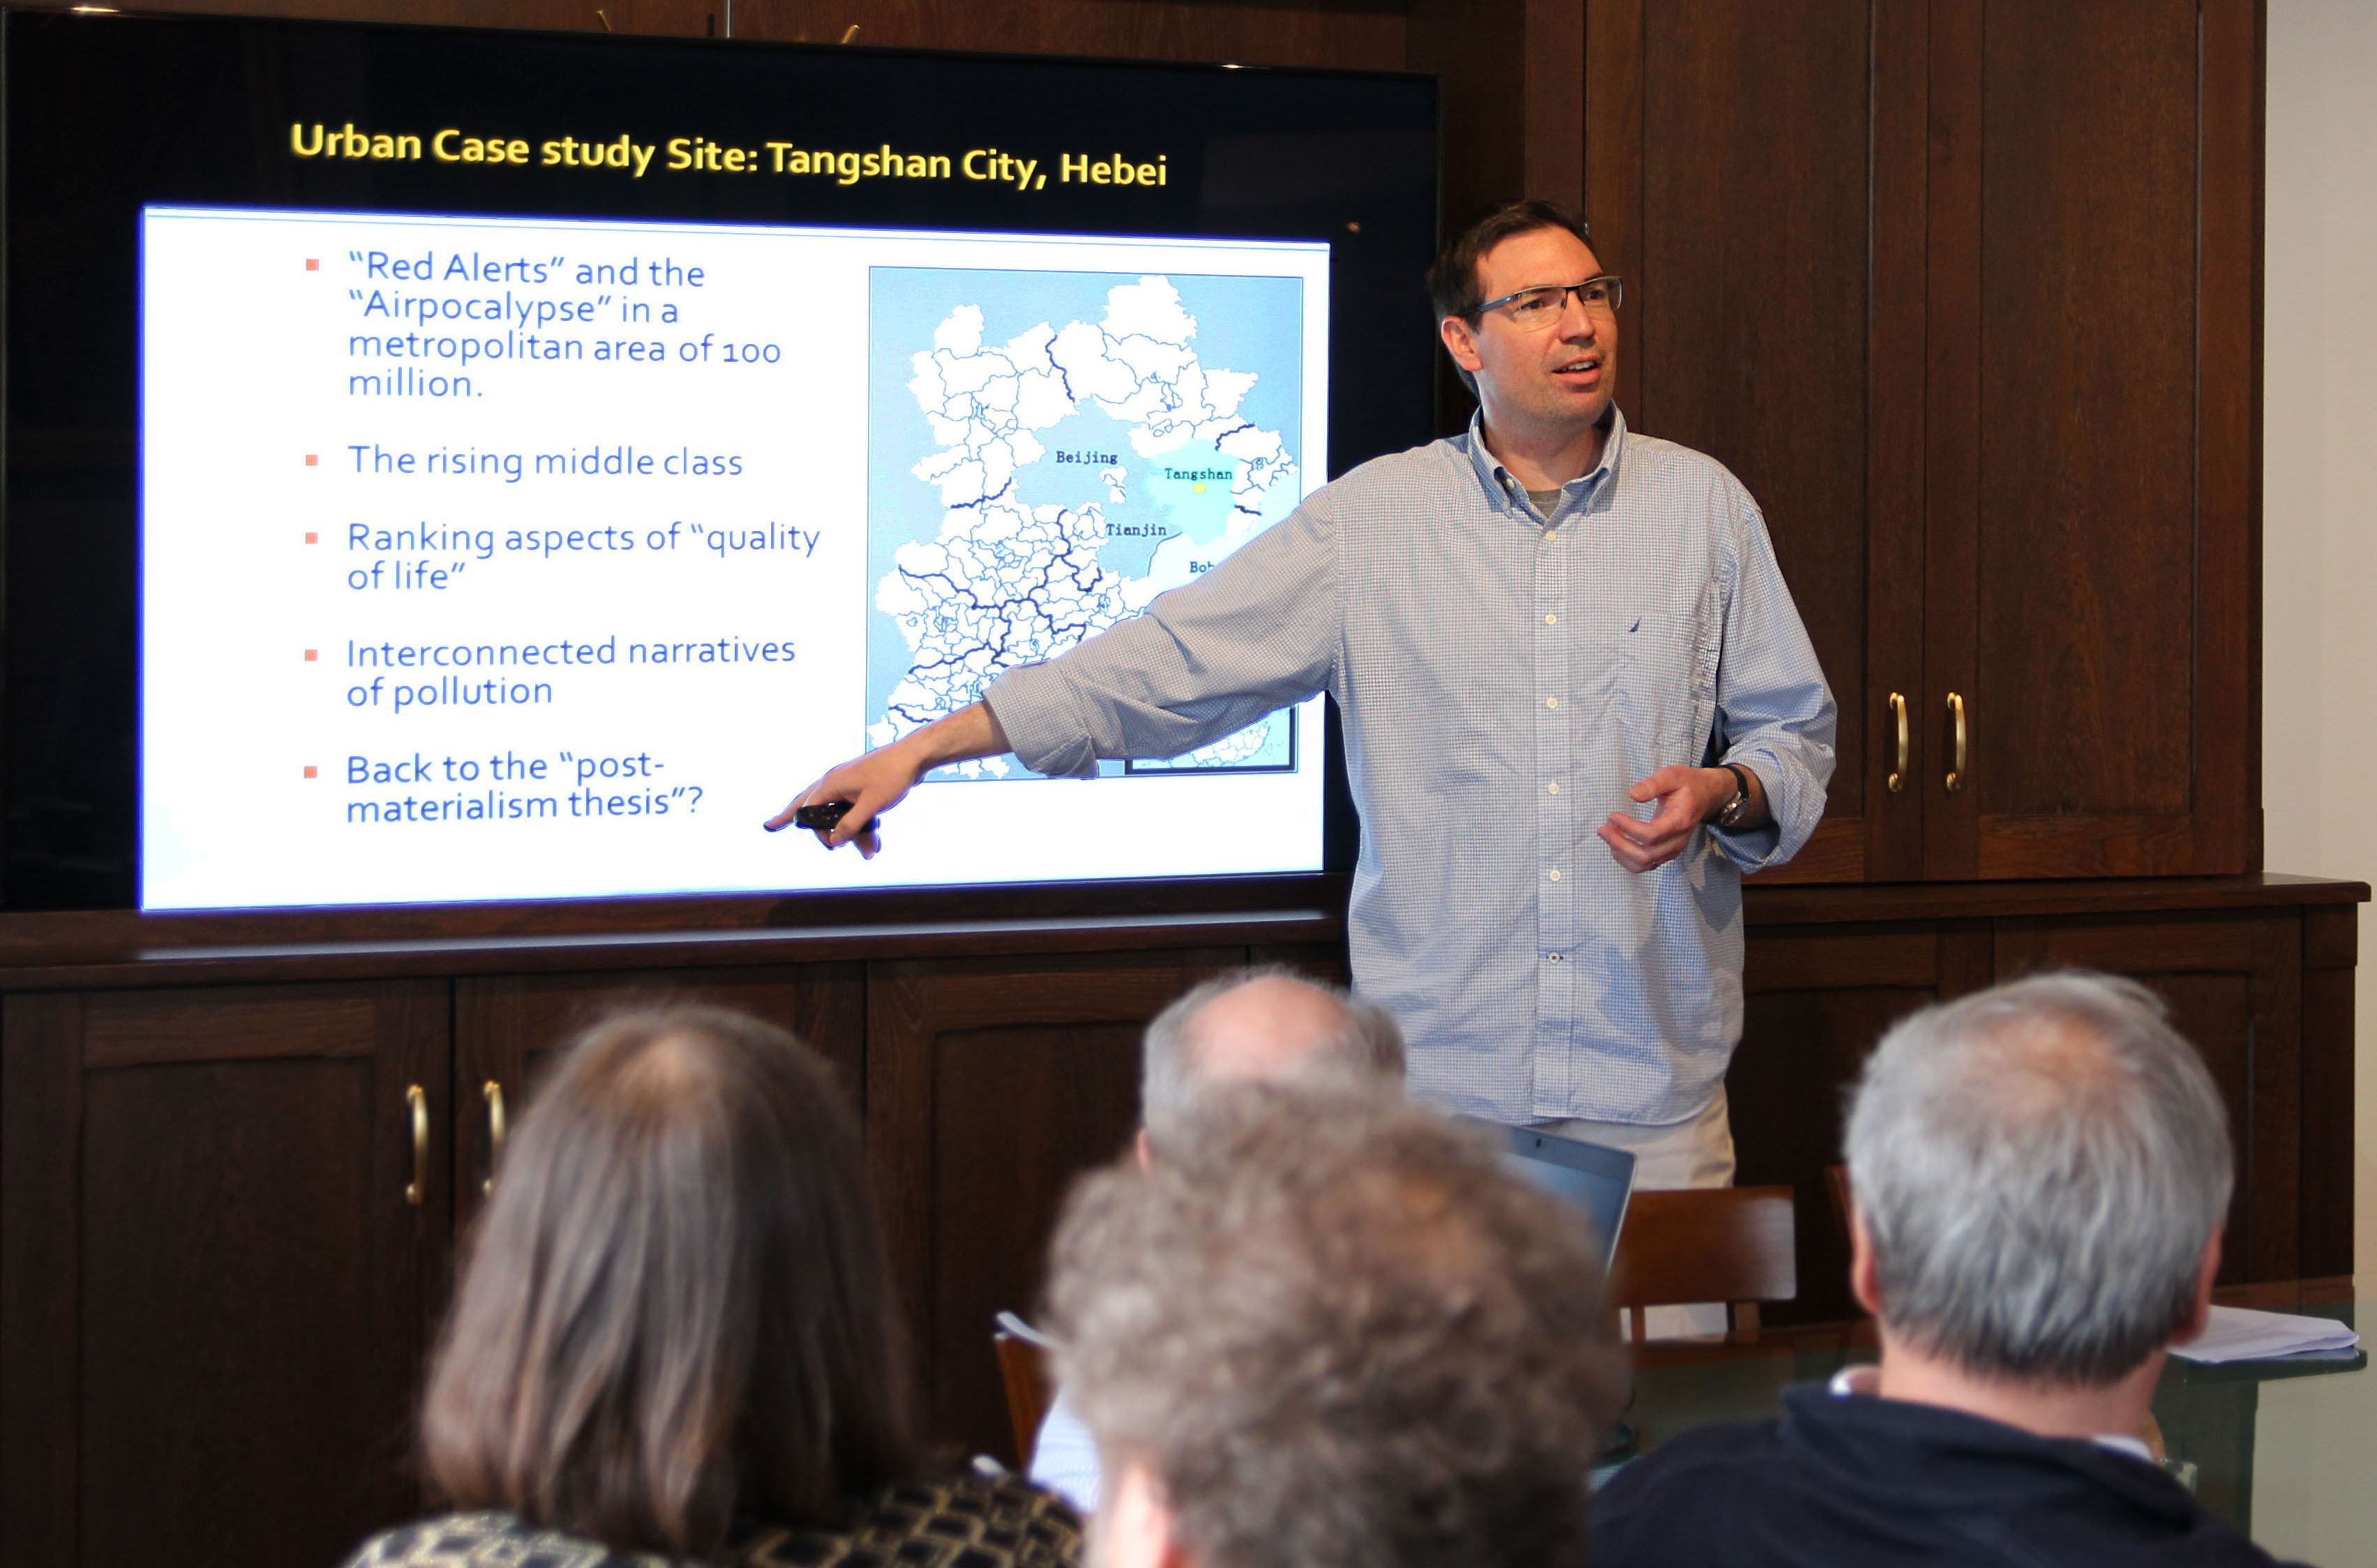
1708;499;1837;872
986;492;1342;779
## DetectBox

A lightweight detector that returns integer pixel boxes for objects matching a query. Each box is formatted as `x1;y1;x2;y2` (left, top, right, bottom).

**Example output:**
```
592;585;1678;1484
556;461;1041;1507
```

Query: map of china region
866;269;1305;781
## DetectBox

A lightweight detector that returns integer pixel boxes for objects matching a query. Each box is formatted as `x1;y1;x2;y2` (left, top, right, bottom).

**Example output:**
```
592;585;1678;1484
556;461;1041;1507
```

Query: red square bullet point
306;258;320;271
304;532;318;544
304;454;318;467
303;765;318;779
303;649;317;662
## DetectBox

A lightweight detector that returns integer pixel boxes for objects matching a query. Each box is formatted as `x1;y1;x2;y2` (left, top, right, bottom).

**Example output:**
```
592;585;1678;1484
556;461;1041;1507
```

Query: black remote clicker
791;800;880;835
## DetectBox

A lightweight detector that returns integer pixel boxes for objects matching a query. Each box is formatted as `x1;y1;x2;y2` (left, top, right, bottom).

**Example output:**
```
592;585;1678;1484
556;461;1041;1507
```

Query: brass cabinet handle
1945;693;1967;794
1887;693;1909;793
405;1085;428;1206
483;1080;507;1196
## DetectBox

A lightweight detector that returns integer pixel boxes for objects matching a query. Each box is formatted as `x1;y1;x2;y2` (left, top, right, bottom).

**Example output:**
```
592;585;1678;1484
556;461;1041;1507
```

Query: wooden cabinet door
1;981;447;1568
1995;914;2302;1284
451;965;863;1237
1587;0;1930;882
1590;0;2261;882
1921;0;2258;878
1731;922;1992;1320
867;948;1240;1461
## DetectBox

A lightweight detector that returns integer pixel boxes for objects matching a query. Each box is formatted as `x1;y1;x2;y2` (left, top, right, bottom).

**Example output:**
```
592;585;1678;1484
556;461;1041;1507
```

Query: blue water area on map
864;264;1306;730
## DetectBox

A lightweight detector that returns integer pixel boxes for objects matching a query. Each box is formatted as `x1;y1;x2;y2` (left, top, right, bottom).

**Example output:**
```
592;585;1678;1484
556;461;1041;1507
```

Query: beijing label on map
867;268;1305;780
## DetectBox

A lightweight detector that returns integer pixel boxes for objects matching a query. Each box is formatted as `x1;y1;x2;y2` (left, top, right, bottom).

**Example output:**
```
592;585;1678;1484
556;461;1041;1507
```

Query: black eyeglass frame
1465;274;1627;324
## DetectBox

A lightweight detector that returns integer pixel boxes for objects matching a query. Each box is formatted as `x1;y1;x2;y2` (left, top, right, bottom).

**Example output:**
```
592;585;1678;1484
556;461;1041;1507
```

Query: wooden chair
1825;1163;1855;1249
1609;1185;1798;1341
992;1320;1056;1469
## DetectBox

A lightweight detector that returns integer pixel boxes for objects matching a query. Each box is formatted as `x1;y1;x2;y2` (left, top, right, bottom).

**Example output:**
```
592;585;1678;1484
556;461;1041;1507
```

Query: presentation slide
140;206;1330;910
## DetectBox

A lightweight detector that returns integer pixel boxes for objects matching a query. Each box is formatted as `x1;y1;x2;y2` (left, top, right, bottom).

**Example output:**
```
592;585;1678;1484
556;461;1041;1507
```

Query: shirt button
1548;952;1565;963
1545;696;1559;709
1544;613;1557;626
1547;868;1562;882
1547;781;1561;794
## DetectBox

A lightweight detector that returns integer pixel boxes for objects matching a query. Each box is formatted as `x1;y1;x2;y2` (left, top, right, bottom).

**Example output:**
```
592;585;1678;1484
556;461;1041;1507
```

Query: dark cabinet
1922;0;2259;881
1731;883;2354;1325
1;982;447;1568
1587;0;2260;882
0;963;871;1568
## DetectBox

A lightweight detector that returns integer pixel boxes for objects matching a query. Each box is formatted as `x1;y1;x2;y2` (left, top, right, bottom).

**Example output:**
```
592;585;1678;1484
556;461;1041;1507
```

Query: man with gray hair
1048;1085;1626;1568
1593;971;2295;1567
1027;965;1404;1509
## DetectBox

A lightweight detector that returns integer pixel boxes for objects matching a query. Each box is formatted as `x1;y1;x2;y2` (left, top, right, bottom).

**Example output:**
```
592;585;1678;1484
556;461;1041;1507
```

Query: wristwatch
1714;764;1754;831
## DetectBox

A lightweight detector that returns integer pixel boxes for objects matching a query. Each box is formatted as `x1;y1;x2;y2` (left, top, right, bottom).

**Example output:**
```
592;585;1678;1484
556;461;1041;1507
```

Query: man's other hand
1597;766;1735;873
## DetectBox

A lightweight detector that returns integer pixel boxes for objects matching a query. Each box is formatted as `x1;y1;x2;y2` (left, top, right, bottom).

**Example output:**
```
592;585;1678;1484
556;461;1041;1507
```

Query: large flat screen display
141;208;1328;907
4;10;1437;912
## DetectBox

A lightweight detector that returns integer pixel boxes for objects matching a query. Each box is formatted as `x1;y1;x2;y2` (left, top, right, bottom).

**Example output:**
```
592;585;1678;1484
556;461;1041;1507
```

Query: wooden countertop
0;873;2357;989
1744;871;2369;926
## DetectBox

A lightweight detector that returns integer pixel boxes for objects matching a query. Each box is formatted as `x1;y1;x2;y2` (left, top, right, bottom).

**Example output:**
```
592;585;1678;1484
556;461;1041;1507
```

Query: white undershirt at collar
1825;1364;2156;1464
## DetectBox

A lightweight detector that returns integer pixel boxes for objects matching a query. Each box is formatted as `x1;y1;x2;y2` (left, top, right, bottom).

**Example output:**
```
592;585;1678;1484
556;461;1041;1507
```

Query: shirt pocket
1573;603;1720;774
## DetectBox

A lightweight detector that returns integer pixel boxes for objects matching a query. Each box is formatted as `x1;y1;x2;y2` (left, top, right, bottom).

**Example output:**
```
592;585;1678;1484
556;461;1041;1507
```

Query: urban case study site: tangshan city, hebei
289;121;1171;190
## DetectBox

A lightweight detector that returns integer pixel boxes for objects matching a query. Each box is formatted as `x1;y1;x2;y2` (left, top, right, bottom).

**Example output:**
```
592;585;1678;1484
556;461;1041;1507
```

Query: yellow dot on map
1194;482;1206;493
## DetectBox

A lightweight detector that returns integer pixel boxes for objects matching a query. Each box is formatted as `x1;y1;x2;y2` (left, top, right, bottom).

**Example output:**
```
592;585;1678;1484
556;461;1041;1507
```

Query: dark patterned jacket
339;1474;1083;1568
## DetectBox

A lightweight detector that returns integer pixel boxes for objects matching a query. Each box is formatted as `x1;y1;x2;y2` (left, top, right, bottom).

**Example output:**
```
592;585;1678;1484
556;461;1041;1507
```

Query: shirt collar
1460;407;1627;517
1824;1364;2158;1466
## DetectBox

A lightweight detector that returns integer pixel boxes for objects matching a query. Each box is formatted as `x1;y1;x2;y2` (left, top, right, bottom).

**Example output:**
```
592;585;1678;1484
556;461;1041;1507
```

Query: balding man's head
1140;967;1404;1156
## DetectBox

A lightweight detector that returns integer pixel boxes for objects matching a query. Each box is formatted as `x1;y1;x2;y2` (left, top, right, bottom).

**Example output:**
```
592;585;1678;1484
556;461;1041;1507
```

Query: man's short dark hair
1049;1085;1623;1568
1425;199;1596;398
1425;198;1596;325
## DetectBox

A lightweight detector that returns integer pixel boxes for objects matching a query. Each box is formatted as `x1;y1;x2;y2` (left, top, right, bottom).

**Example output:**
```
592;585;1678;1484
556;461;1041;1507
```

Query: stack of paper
2170;1305;2361;1364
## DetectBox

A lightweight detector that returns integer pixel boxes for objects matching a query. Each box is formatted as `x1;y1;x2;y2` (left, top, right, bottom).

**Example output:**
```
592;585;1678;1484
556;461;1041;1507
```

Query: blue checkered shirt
987;410;1836;1124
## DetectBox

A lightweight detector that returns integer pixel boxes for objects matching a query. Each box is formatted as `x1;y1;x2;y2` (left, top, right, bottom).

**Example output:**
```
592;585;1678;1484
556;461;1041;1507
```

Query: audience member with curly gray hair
1594;972;2295;1568
1028;966;1405;1509
1047;1084;1624;1568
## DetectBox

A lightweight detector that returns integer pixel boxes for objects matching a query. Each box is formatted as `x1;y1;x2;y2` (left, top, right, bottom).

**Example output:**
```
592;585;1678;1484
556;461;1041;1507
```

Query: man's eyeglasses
1470;276;1626;331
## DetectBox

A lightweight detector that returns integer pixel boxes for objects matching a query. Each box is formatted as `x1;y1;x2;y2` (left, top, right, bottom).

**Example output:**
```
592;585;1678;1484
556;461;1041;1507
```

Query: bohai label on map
869;264;1311;782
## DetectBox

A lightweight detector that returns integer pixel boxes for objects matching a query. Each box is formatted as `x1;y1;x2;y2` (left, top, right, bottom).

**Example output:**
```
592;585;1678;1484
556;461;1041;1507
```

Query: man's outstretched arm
763;702;1009;857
